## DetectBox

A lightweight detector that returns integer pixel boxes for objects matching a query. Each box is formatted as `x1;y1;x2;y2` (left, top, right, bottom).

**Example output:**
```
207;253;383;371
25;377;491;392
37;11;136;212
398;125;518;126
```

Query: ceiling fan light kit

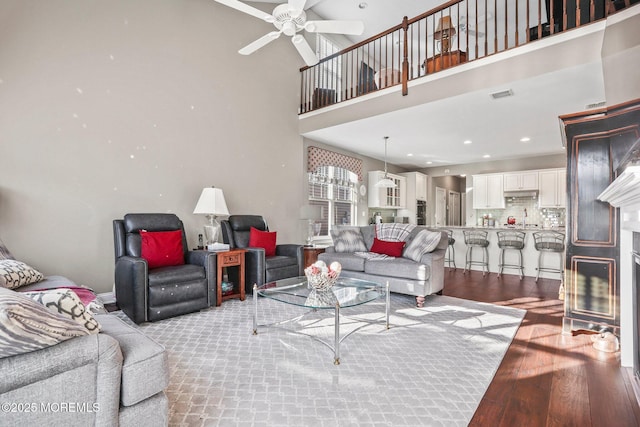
214;0;364;66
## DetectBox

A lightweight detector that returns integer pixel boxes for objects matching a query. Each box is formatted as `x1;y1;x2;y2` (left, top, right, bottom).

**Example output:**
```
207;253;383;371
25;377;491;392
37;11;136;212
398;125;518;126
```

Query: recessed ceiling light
426;161;433;165
407;153;413;157
358;2;368;9
483;154;491;158
464;140;472;144
520;137;531;142
460;174;467;177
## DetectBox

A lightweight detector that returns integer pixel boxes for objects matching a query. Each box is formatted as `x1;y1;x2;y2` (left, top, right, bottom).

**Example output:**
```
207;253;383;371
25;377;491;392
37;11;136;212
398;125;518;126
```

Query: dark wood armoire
560;100;640;333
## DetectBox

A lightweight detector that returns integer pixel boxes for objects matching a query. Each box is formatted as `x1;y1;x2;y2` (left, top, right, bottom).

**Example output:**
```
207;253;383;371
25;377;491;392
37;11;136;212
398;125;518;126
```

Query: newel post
402;16;409;96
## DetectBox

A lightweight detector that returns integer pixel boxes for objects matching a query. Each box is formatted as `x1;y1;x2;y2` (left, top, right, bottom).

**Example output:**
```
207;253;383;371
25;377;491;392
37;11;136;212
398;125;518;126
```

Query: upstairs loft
298;0;640;147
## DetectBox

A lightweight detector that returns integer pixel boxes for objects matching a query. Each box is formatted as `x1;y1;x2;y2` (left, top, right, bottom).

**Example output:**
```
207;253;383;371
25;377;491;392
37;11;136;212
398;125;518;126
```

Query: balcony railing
299;0;635;114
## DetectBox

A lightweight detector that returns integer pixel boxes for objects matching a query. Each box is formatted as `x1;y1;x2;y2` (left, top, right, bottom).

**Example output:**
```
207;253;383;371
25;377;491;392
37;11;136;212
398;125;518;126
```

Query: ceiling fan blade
288;0;307;16
291;35;319;66
239;31;281;55
304;20;364;35
214;0;273;22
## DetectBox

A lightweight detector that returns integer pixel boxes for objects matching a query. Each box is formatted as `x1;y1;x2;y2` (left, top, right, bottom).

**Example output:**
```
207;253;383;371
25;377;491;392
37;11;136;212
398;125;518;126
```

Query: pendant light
375;136;397;188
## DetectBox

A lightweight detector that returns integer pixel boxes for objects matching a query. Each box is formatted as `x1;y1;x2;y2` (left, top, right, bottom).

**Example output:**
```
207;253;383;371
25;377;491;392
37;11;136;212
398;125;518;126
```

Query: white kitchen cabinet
539;168;566;208
473;173;505;209
503;171;539;191
398;172;429;224
399;172;427;201
368;171;407;208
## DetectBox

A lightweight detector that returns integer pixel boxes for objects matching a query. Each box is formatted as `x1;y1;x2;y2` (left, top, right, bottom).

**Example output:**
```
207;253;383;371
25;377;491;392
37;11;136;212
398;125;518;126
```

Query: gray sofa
318;225;447;306
0;276;169;426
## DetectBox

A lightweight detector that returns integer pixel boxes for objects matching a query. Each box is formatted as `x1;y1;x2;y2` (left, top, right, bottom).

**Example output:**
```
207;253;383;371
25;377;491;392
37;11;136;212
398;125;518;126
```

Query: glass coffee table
253;276;390;365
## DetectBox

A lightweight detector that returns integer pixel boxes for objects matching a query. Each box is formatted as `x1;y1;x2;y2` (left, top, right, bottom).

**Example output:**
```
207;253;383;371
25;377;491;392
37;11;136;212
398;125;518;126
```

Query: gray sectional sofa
0;276;169;426
318;225;447;306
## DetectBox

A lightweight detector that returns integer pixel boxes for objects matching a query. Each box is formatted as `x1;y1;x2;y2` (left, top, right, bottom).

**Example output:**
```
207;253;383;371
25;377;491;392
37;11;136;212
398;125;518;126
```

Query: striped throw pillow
0;287;90;359
0;238;14;260
403;230;442;262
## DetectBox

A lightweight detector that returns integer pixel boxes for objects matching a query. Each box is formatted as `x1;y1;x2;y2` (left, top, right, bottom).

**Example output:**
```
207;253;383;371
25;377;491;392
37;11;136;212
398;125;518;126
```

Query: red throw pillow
249;227;277;257
370;237;405;257
140;230;185;269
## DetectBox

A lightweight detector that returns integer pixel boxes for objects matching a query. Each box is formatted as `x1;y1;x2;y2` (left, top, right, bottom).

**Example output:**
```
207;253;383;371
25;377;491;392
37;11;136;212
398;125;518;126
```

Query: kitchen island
442;226;566;279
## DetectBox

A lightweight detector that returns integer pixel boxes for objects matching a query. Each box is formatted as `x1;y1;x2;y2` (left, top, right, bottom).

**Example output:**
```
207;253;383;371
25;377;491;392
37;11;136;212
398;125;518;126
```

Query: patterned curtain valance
307;146;363;181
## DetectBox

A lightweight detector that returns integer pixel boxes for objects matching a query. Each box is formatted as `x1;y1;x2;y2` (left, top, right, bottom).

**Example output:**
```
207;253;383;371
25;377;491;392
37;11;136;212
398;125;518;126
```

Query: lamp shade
193;187;229;216
299;205;322;220
375;177;397;188
434;16;456;40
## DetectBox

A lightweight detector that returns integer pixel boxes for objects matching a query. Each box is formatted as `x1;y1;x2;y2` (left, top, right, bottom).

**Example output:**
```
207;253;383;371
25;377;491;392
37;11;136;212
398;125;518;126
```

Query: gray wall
0;0;306;293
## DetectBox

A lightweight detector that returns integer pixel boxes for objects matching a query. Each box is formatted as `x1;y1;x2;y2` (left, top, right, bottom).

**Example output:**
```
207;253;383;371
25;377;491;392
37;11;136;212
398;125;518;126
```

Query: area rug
114;294;525;427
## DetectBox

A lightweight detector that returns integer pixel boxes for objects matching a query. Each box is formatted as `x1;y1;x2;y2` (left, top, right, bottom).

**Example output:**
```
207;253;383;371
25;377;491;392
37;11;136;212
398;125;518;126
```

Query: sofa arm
115;256;148;324
0;333;123;425
186;250;218;307
244;247;266;290
418;248;445;294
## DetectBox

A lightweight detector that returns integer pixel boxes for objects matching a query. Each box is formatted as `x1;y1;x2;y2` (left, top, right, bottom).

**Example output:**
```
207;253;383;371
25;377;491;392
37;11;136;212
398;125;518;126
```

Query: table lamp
193;187;229;246
434;16;456;54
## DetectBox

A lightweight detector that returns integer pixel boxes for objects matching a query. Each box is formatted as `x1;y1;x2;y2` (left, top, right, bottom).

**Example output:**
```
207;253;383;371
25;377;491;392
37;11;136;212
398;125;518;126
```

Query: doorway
448;191;461;226
435;187;446;227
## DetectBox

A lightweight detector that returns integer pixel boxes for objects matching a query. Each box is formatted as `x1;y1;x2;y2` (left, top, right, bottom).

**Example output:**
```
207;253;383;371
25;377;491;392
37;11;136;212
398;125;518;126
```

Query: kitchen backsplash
476;197;565;228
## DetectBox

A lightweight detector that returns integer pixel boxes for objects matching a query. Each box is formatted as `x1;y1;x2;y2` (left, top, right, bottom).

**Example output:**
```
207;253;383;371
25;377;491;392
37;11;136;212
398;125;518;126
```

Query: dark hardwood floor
441;268;640;427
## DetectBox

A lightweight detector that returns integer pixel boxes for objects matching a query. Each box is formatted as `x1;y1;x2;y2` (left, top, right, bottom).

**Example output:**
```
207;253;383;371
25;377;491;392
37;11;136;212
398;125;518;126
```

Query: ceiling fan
214;0;364;66
458;14;490;38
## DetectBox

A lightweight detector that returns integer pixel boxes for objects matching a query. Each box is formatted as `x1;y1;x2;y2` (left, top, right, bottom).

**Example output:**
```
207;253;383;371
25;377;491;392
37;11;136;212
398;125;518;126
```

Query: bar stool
443;229;456;269
496;230;526;279
533;231;565;282
463;229;490;276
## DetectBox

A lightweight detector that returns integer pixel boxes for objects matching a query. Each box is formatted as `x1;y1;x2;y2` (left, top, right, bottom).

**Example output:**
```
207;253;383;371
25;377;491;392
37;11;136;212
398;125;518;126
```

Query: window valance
307;146;363;182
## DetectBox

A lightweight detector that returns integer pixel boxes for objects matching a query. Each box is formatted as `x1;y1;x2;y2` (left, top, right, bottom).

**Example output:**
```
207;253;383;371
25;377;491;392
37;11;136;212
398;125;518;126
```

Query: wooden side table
216;249;247;306
303;246;326;268
423;50;467;74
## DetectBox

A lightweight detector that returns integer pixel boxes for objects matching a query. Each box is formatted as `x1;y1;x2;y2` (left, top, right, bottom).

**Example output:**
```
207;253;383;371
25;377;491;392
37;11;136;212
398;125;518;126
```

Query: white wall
0;0;307;293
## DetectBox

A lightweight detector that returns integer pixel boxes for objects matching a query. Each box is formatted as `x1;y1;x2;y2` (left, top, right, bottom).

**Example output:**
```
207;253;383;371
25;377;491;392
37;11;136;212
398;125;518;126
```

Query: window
315;34;342;101
308;166;358;239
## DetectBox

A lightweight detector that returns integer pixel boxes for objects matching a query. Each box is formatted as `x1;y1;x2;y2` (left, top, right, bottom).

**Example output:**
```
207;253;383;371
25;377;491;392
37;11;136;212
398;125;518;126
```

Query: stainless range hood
504;190;538;198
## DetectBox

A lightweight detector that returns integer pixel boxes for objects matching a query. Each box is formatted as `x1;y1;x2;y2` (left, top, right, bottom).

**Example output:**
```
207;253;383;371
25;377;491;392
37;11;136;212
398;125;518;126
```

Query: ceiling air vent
490;89;513;100
586;101;606;109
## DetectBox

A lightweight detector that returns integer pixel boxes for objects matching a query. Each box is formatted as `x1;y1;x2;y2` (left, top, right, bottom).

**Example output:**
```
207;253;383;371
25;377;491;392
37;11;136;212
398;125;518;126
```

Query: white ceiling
250;0;608;170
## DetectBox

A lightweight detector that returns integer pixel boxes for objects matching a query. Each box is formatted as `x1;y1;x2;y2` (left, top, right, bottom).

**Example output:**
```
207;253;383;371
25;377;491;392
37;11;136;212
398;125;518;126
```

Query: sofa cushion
364;257;431;281
148;264;205;287
0;287;90;358
22;288;101;334
97;314;169;407
331;228;367;253
318;252;366;272
403;229;442;262
0;260;44;290
265;255;298;270
371;238;405;257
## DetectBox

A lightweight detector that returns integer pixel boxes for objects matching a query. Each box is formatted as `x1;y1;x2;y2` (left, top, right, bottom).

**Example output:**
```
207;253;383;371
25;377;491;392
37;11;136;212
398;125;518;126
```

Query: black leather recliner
221;215;303;293
113;213;217;324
